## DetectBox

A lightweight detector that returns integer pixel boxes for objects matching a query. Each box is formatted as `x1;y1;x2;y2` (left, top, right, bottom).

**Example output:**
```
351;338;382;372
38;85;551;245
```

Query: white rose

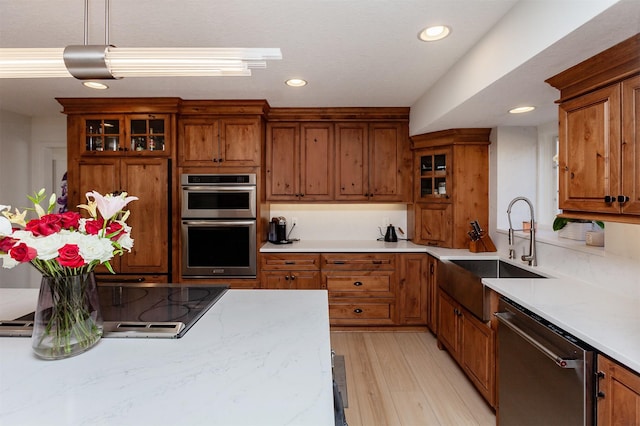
30;233;65;261
76;234;114;264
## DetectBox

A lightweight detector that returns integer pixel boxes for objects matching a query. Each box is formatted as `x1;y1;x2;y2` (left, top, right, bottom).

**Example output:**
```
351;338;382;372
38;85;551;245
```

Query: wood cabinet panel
260;253;322;290
335;122;411;201
261;270;321;289
329;301;394;324
321;253;395;270
324;271;393;295
415;203;453;247
426;255;438;333
559;85;622;213
77;158;169;275
265;122;333;200
397;254;428;325
260;253;320;270
179;117;261;166
622;75;640;214
335;123;367;198
598;354;640;425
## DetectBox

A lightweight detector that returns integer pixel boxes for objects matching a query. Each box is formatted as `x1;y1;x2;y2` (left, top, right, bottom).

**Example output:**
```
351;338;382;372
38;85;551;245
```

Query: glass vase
32;272;103;360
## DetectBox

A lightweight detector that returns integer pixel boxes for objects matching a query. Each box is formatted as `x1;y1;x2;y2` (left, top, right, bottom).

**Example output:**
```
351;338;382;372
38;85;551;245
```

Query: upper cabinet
265;122;334;201
177;100;268;168
411;129;490;248
546;34;640;223
335;122;412;202
265;107;411;202
58;98;179;158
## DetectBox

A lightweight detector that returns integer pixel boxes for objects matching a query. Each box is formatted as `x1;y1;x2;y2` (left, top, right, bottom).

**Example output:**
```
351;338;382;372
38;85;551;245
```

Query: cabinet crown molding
546;33;640;102
410;128;491;149
267;107;410;122
57;97;182;114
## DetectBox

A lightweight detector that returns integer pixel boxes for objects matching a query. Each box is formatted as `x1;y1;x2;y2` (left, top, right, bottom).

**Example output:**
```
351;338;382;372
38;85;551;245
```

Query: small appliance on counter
268;216;292;244
384;224;398;242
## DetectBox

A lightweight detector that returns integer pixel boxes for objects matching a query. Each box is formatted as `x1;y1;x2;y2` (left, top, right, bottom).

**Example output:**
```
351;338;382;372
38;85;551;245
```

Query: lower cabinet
438;290;496;407
322;253;397;326
260;252;430;327
426;255;438;333
259;254;322;289
597;354;640;425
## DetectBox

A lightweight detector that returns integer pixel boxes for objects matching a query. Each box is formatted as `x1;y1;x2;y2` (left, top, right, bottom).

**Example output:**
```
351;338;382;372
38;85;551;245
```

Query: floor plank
331;331;496;426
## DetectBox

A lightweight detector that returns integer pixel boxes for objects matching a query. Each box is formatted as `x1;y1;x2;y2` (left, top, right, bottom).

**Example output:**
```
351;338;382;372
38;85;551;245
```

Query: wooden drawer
260;253;320;270
321;253;396;270
329;300;395;325
323;271;393;297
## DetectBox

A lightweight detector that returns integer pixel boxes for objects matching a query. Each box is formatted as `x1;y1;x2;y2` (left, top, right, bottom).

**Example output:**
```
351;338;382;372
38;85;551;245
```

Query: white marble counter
0;289;334;426
260;239;427;252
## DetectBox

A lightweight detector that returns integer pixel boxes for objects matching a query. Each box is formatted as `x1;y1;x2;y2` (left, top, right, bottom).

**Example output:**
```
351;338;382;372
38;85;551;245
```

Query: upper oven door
181;185;256;219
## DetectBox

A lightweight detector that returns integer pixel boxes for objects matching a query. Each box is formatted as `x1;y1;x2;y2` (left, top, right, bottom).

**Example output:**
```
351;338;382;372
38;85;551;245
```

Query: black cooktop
1;283;229;339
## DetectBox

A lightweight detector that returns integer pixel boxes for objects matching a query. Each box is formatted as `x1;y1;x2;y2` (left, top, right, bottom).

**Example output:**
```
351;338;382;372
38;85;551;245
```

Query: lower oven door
181;220;256;278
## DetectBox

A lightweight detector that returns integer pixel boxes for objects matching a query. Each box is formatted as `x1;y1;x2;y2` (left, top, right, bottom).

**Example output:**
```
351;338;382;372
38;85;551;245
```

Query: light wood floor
330;331;496;426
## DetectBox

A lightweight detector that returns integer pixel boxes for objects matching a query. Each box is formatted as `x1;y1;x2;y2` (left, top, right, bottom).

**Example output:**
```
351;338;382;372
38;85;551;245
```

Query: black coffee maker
268;217;288;244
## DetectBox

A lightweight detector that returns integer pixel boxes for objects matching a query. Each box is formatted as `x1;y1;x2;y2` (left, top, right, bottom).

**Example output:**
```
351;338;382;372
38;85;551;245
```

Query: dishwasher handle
495;311;580;369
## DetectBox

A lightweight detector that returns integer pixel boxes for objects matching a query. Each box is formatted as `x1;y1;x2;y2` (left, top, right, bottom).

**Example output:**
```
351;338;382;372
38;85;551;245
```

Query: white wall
0;110;67;288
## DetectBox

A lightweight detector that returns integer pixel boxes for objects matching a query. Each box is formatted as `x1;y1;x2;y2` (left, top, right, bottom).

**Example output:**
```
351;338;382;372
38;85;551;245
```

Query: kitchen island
0;289;335;426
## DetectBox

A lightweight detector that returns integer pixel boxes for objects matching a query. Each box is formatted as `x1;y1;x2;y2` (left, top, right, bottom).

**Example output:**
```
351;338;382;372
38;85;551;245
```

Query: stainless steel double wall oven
180;174;257;278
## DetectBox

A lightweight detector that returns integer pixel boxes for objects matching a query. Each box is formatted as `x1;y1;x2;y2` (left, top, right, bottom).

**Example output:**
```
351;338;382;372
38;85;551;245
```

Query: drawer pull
353;281;363;287
333;261;345;264
284;261;295;265
353;308;363;314
373;260;382;264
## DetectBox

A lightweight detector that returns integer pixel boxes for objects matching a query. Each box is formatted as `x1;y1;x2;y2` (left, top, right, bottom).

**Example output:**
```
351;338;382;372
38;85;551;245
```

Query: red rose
0;236;17;253
106;222;124;241
9;242;37;263
59;211;80;229
25;214;62;236
84;218;104;235
57;244;85;268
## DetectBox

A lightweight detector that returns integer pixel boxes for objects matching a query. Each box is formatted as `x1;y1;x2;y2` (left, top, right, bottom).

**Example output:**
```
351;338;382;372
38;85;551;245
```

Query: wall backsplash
268;204;408;241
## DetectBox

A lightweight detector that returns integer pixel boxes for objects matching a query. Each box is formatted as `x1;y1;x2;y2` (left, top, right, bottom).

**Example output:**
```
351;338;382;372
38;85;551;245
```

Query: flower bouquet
0;189;137;359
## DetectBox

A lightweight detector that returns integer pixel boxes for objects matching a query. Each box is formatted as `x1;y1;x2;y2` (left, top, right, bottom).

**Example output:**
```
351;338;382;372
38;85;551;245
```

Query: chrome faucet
507;196;537;266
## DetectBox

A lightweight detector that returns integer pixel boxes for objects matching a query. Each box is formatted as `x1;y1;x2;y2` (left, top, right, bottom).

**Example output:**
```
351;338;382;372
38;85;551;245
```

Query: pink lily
84;191;138;220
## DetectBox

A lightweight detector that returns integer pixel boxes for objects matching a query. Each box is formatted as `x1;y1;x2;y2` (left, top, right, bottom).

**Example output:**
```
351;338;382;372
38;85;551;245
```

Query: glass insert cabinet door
418;148;451;200
129;115;166;152
85;118;122;152
82;115;169;154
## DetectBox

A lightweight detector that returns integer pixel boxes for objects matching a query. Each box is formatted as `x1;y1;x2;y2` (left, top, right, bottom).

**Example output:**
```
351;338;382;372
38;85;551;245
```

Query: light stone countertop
0;289;334;426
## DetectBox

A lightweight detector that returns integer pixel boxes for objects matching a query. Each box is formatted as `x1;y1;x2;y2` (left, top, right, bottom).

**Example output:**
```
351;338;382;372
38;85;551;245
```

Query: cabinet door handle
353;308;363;314
596;371;606;399
290;274;296;281
353;281;363;286
604;195;615;203
284;275;290;280
617;195;629;203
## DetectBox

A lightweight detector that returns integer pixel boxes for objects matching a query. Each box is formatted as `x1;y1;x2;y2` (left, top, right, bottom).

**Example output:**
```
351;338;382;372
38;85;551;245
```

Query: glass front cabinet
82;114;170;156
417;147;451;201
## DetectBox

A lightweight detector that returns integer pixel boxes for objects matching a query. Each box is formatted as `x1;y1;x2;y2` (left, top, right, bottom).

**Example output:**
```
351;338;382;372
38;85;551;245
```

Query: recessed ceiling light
285;78;307;87
509;106;536;114
83;81;109;90
418;25;451;42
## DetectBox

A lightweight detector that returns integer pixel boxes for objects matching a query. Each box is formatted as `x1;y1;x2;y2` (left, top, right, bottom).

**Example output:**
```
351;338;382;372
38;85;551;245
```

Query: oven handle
495;311;580;369
182;185;256;192
182;220;256;226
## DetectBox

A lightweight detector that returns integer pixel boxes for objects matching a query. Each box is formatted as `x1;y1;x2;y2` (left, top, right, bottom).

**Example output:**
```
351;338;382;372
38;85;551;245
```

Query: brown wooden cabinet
58;98;178;278
265;122;334;201
178;116;262;167
411;129;490;248
426;255;438;333
322;253;397;326
437;290;495;407
335;122;412;202
546;34;640;222
76;158;170;275
397;254;428;325
597;354;640;425
259;254;322;289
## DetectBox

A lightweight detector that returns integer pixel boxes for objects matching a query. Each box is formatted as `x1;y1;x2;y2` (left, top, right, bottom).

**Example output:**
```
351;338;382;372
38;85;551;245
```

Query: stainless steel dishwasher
495;297;595;426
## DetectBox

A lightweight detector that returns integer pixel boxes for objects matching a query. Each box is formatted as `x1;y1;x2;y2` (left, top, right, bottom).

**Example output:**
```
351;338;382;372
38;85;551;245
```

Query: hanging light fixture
0;0;281;79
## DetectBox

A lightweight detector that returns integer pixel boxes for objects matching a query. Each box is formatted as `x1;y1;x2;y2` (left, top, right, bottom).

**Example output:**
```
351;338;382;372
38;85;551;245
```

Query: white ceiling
0;0;638;134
